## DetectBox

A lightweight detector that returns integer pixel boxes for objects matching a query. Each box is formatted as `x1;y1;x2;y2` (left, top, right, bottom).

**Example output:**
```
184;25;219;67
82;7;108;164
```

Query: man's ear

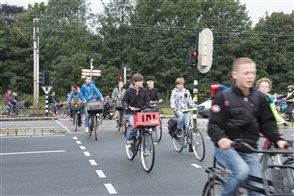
232;71;237;80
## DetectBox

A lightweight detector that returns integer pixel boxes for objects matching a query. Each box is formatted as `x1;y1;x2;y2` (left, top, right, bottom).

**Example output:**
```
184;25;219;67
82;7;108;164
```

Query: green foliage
1;0;293;106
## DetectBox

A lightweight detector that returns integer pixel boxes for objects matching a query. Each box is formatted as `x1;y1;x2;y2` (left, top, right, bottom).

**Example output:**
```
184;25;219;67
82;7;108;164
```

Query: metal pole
90;59;93;80
33;18;39;109
45;87;49;117
123;65;126;84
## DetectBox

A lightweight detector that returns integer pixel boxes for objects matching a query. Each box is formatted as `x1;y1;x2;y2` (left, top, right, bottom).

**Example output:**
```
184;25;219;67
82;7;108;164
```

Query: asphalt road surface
1;118;293;195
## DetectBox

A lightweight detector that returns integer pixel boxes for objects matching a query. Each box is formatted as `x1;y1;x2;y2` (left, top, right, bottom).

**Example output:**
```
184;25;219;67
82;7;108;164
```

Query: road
1;118;293;195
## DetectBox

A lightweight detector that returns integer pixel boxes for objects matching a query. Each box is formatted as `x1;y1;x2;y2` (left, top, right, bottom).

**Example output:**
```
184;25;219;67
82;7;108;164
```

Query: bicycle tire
89;115;94;136
202;177;225;196
18;108;30;117
172;137;184;152
117;110;123;132
74;112;78;132
153;118;163;142
98;113;103;125
191;127;206;161
140;131;155;172
93;115;98;141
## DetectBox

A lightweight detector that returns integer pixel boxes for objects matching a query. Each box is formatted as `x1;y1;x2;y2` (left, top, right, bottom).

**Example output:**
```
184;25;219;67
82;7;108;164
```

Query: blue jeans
125;114;138;140
49;103;57;113
5;102;13;114
215;147;263;196
174;110;190;135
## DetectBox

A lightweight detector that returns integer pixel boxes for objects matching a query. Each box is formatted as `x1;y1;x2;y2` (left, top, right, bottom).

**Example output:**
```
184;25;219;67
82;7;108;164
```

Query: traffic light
188;49;198;66
197;28;213;73
39;71;44;85
43;71;52;86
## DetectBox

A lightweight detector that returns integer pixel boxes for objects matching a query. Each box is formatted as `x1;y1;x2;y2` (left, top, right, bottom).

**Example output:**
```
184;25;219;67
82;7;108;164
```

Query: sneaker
188;144;193;152
85;127;89;133
126;140;132;148
176;128;183;138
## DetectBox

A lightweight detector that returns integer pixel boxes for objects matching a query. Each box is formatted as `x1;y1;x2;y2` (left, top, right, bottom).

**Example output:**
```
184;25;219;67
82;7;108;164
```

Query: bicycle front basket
87;101;104;113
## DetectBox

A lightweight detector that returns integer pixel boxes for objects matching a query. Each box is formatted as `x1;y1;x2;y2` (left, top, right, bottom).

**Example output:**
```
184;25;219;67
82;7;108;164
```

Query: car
197;99;211;118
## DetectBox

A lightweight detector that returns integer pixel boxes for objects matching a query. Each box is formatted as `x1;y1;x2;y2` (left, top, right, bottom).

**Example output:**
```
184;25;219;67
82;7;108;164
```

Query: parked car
197;99;211;118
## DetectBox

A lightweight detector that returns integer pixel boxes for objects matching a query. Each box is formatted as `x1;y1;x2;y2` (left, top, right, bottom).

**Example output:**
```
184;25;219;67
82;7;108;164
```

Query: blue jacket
80;84;103;102
67;91;81;103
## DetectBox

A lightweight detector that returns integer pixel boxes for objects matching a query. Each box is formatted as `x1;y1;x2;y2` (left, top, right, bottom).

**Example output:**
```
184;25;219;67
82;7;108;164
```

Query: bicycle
150;100;164;142
125;108;159;172
5;101;31;118
69;98;83;132
48;102;68;118
87;101;104;141
117;109;126;133
171;110;205;161
202;139;294;196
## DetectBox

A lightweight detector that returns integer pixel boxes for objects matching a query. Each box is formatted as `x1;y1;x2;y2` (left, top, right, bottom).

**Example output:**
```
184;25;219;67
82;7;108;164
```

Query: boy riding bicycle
122;73;151;146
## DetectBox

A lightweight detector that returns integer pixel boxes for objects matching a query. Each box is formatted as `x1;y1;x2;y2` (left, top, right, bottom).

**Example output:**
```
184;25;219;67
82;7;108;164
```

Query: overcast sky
2;0;294;26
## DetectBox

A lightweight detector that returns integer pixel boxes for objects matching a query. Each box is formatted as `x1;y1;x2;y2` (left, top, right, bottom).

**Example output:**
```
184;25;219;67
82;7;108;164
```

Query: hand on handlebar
218;138;233;150
276;140;289;151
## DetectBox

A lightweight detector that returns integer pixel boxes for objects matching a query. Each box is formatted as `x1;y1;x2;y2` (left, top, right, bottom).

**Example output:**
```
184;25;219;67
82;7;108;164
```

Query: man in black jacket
122;73;151;145
208;57;287;196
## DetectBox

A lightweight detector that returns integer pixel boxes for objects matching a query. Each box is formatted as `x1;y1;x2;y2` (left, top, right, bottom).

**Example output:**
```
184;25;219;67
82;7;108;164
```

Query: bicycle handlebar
231;139;292;155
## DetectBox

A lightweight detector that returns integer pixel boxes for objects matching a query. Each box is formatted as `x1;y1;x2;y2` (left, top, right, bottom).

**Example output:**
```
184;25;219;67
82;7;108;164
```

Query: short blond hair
232;57;256;71
256;77;272;90
175;77;185;85
147;80;154;85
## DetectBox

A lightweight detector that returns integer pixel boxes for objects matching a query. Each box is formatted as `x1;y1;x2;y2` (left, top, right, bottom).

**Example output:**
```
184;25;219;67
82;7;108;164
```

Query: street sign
41;86;52;94
81;69;101;76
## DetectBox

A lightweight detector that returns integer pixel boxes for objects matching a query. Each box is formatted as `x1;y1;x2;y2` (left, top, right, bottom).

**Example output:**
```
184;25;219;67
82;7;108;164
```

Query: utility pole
33;18;40;109
90;59;94;80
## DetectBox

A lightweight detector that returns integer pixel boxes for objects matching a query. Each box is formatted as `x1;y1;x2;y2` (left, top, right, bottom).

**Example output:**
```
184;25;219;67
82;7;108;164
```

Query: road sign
41;86;52;94
81;69;101;76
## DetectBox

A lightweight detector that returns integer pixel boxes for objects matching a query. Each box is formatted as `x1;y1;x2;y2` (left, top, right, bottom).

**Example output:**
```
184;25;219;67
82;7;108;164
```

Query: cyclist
48;91;60;114
122;73;151;146
67;84;82;127
3;90;17;116
208;57;287;196
170;77;196;139
80;76;104;133
278;85;294;122
147;80;160;102
112;81;126;127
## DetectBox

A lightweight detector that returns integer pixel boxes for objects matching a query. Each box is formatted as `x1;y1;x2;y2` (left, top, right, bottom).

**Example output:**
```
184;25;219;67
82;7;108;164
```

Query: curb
0;117;58;121
0;128;62;137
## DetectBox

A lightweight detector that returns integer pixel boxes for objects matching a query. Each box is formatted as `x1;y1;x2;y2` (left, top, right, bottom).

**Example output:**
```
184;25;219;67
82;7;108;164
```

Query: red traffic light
193;50;198;58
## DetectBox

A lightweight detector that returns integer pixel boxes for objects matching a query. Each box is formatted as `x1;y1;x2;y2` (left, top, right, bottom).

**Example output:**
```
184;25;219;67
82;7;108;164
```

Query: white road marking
96;170;106;178
80;146;86;150
76;141;81;144
73;137;78;140
0;135;65;139
89;159;97;165
0;150;65;156
191;163;202;168
55;120;71;132
84;151;91;156
104;183;117;194
205;136;210;139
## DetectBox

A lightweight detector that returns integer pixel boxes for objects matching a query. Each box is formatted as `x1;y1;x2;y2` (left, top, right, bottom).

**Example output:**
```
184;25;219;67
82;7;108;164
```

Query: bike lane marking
72;136;117;194
55;120;71;132
191;163;202;168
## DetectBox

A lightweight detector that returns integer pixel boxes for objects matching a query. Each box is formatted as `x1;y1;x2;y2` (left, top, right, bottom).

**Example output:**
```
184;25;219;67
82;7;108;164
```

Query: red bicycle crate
134;112;160;128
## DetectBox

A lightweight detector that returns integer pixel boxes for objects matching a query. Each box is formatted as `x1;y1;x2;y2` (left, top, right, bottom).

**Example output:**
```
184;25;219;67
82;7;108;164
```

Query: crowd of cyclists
2;57;294;194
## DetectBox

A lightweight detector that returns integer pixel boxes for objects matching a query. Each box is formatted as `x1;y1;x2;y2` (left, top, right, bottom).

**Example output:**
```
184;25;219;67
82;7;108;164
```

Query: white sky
2;0;294;26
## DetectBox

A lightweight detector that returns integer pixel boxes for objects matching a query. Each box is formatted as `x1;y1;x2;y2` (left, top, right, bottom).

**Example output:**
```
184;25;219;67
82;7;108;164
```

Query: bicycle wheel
172;136;184;152
125;127;136;160
117;110;124;132
191;127;205;161
153;118;163;142
74;112;78;132
98;113;103;125
202;177;225;196
93;115;98;141
140;131;155;172
17;108;30;117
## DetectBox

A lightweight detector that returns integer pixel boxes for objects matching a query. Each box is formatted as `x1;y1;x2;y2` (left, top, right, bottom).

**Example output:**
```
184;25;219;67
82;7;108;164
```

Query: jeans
49;103;57;113
125;114;137;140
215;147;263;196
174;110;190;135
5;102;13;114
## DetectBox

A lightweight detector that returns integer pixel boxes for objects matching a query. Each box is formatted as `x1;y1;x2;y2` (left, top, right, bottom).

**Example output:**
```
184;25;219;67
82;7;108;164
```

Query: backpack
167;118;177;138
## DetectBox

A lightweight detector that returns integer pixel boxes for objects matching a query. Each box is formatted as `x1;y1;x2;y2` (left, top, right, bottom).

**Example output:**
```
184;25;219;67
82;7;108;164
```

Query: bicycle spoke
140;131;155;172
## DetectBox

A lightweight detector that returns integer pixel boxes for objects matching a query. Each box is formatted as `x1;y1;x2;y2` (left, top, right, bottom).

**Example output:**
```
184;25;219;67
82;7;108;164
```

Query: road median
0;127;62;137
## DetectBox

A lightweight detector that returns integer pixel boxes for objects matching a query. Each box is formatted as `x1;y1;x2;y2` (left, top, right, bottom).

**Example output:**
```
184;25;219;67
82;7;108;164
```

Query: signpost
81;69;101;78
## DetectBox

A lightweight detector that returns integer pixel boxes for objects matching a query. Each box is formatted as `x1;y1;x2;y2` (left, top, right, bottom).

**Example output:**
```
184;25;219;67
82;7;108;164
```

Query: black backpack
167;118;177;138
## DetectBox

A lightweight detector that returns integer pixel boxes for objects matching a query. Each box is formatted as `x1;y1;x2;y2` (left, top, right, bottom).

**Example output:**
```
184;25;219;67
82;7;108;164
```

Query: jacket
170;87;195;112
122;83;151;115
147;88;159;101
208;84;283;151
67;91;81;103
80;83;103;102
111;88;126;100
